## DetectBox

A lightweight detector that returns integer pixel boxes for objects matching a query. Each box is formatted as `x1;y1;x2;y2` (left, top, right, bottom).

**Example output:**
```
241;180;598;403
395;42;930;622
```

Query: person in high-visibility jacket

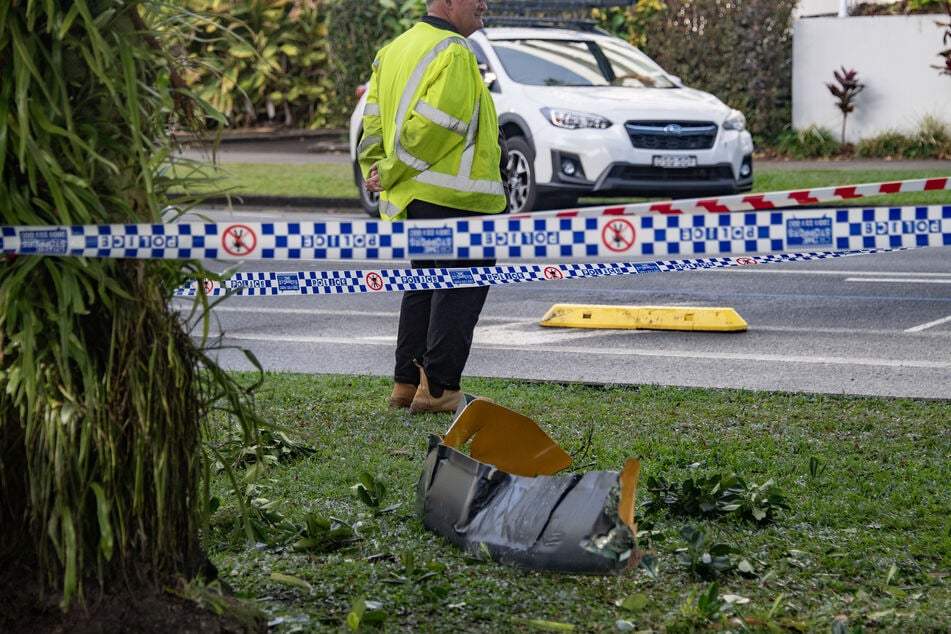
359;0;506;414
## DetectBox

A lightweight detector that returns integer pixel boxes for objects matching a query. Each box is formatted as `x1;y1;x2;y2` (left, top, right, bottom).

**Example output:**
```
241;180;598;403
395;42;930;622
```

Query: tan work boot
409;367;463;414
388;382;417;409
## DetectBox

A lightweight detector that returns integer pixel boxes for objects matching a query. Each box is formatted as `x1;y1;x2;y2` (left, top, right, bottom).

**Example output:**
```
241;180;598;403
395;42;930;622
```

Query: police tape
525;176;950;218
4;204;949;261
173;246;910;297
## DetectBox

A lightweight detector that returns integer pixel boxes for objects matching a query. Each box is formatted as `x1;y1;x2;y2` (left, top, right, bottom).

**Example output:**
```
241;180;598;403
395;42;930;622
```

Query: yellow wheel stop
540;304;747;332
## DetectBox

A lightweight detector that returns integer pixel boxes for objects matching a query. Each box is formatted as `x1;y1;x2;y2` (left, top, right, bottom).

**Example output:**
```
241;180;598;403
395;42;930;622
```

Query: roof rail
483;16;601;30
489;0;623;9
486;0;619;30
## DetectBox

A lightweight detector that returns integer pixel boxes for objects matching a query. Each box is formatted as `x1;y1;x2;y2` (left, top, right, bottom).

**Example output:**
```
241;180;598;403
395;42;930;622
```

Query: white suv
349;22;754;215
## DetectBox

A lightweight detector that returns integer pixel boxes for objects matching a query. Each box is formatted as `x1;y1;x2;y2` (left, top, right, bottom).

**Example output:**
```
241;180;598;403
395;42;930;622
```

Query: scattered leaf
269;572;312;593
618;593;649;612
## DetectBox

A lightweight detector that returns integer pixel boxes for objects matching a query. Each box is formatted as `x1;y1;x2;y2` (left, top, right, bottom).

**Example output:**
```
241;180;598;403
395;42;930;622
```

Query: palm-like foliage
176;0;339;128
0;0;261;608
826;66;865;145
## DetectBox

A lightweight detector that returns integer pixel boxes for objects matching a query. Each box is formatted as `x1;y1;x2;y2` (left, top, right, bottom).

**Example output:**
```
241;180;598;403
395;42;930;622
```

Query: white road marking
845;277;951;284
905;314;951;333
207;331;949;369
473;323;617;345
186;303;951;338
237;324;627;346
717;269;951;278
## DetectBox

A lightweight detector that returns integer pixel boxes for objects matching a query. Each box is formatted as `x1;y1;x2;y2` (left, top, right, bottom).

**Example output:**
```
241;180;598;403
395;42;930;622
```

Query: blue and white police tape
173;247;909;297
4;205;949;262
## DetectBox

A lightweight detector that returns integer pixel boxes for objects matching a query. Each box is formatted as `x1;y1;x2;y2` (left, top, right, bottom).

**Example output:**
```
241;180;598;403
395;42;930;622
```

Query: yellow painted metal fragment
539;304;747;332
443;399;572;477
617;458;640;532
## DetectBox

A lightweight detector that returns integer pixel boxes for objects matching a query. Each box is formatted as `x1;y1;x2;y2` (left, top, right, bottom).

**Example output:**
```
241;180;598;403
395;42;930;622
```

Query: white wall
792;15;951;143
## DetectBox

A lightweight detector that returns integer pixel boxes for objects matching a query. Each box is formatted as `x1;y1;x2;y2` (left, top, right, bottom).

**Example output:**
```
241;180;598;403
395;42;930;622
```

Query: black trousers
394;200;496;391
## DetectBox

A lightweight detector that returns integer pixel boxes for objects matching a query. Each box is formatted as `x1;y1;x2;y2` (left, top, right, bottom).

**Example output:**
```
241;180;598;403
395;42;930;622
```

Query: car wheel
353;160;379;217
504;137;537;214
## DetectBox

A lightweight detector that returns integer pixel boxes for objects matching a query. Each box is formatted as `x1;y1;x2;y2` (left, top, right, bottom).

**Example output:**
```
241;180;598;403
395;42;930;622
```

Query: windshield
490;38;676;88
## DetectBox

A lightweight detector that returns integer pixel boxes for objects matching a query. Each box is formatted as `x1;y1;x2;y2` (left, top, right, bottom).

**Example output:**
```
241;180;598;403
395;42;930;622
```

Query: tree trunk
0;3;263;625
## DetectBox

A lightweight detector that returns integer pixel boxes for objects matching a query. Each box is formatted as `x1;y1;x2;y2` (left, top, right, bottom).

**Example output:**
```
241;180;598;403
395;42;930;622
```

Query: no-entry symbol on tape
543;266;563;280
602;219;636;252
365;271;384;291
223;225;257;256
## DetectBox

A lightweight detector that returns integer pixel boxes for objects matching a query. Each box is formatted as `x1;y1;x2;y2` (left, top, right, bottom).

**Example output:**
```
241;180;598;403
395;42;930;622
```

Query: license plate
652;155;697;168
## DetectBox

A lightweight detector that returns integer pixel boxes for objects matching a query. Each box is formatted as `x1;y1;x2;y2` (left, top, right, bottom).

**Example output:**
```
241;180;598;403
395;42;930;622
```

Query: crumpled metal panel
416;400;640;574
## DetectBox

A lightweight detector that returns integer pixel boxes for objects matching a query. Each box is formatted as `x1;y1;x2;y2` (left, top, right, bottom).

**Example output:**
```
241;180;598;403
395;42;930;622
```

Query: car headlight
541;107;612;130
722;109;747;132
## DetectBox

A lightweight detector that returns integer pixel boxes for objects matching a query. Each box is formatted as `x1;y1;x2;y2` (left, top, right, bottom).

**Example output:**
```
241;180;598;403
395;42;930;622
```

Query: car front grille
624;121;718;150
607;164;735;182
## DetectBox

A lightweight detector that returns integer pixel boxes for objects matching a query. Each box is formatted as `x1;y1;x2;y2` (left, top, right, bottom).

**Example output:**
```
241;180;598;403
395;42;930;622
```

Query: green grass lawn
191;162;950;631
170;161;355;199
205;374;951;632
185;163;951;207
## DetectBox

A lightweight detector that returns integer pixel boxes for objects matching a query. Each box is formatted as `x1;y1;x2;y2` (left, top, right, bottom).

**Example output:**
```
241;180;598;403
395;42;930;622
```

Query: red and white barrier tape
515;177;950;219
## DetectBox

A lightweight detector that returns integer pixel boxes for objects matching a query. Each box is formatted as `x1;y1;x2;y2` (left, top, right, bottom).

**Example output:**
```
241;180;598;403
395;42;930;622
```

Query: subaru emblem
664;124;683;136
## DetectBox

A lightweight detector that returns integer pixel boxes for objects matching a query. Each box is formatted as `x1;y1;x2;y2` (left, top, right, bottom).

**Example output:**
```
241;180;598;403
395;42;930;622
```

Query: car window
490;37;675;89
470;39;489;67
492;40;606;85
598;39;676;88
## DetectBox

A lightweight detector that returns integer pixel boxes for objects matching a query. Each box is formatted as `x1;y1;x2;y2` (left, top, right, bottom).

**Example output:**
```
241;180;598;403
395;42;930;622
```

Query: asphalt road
177;208;951;400
174;139;950;399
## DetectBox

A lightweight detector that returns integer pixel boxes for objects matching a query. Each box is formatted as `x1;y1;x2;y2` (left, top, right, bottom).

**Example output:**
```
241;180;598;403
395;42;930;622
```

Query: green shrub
592;0;668;47
852;0;949;14
774;126;840;158
633;0;796;143
908;0;950;11
855;116;951;159
326;0;426;127
856;130;915;158
176;0;337;129
910;114;951;158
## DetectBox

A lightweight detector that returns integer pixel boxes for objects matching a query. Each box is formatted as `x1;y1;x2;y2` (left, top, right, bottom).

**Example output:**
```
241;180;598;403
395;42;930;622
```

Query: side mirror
479;62;498;91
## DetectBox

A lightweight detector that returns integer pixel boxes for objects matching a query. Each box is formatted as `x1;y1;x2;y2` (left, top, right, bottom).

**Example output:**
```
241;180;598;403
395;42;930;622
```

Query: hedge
174;0;796;142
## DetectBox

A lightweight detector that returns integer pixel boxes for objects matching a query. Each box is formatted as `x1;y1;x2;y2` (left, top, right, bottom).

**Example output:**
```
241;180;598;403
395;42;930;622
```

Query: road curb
170;193;361;210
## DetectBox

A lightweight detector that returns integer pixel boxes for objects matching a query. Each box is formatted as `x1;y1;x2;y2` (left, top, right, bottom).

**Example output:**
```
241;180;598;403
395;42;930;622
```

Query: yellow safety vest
358;22;506;221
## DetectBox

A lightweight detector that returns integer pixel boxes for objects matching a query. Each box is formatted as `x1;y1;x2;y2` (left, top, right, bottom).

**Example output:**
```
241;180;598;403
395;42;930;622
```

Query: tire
504;136;537;214
352;160;379;217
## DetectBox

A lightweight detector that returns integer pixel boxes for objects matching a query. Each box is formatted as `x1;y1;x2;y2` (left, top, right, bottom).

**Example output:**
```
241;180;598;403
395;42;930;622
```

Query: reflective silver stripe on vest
391;35;501;197
458;96;479;177
395;144;431;172
414;169;505;195
415;99;468;137
357;135;382;155
379;198;402;221
413;92;503;196
364;102;380;117
392;36;470;173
